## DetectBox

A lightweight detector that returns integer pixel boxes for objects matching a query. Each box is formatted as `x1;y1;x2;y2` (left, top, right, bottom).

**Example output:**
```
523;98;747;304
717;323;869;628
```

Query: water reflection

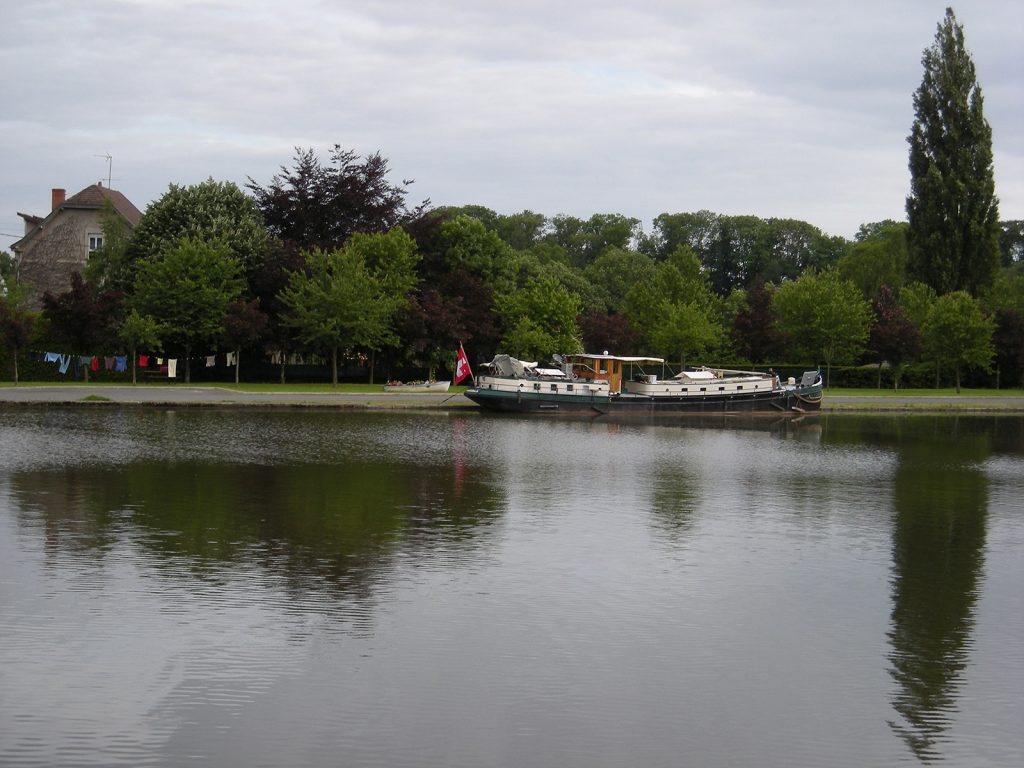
821;415;996;762
8;413;503;626
2;410;1023;767
888;420;989;762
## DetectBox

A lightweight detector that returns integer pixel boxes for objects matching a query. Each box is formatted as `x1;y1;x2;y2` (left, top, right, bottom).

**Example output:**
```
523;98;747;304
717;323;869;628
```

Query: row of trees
1;9;1021;388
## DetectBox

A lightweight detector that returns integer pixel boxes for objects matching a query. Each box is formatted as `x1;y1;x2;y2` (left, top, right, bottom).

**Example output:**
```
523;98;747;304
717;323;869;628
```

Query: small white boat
383;380;452;393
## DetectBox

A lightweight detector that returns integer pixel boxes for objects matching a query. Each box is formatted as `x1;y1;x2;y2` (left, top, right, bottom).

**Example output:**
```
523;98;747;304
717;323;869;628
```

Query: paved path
1;386;1023;411
0;385;473;408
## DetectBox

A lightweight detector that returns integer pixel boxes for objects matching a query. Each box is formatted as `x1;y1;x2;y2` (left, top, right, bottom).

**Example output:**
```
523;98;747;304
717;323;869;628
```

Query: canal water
1;409;1022;767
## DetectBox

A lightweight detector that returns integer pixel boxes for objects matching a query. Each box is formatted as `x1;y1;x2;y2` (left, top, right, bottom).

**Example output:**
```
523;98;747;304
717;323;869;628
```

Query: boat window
534;383;541;390
700;387;706;392
567;384;573;392
719;386;725;391
550;384;558;392
737;385;743;390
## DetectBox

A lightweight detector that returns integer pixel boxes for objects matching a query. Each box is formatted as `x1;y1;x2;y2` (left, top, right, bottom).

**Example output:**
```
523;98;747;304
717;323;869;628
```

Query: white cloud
2;0;1021;250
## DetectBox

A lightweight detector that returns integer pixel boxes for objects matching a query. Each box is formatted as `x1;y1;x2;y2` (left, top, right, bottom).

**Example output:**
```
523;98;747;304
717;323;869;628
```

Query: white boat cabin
475;353;781;399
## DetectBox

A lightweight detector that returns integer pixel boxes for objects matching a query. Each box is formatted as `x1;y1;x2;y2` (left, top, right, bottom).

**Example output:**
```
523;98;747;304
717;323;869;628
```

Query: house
11;183;142;310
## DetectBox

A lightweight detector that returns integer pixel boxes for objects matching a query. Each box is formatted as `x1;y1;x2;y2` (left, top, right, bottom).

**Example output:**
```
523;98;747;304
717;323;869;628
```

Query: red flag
453;343;473;385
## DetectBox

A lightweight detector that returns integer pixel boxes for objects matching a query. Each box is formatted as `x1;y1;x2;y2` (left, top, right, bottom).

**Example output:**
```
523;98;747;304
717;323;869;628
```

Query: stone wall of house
16;208;102;310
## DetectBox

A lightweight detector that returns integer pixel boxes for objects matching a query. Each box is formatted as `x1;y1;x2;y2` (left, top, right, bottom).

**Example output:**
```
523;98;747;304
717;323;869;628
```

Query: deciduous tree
132;238;244;383
129;179;268;280
118;308;162;384
496;276;581;361
773;269;872;386
41;272;123;382
869;285;921;389
921;291;995;392
0;283;36;384
248;146;428;253
280;230;419;384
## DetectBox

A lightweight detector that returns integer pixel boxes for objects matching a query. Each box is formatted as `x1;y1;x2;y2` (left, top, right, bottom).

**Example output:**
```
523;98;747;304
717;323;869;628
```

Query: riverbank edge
3;387;1024;413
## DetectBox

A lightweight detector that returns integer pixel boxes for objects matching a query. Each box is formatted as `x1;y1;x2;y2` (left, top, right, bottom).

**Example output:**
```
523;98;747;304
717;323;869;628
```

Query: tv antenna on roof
94;153;112;188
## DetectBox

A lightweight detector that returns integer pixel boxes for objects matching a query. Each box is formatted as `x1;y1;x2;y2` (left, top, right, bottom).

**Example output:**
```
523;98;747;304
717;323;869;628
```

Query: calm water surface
1;409;1022;767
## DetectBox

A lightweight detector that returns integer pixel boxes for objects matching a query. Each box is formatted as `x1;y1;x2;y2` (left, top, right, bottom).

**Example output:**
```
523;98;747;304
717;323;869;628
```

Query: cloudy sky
2;0;1021;251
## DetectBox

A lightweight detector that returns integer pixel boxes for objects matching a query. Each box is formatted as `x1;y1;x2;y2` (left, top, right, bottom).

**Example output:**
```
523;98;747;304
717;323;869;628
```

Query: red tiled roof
63;184;142;226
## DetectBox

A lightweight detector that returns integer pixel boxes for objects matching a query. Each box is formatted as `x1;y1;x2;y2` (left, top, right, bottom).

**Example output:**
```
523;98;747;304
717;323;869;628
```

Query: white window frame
88;233;104;253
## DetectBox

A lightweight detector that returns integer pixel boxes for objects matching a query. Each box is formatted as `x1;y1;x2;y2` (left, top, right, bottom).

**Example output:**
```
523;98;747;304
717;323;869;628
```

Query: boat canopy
482;354;537;377
566;353;665;364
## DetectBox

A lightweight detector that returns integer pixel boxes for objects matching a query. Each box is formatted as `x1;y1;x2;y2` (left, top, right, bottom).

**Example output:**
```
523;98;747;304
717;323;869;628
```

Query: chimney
51;188;66;211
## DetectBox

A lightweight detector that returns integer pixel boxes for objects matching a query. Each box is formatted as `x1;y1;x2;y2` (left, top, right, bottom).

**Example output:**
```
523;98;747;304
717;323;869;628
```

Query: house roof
11;183;143;253
62;183;143;226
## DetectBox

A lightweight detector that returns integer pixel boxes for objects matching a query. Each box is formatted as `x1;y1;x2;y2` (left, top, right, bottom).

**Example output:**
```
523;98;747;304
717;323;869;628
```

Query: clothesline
33;351;239;378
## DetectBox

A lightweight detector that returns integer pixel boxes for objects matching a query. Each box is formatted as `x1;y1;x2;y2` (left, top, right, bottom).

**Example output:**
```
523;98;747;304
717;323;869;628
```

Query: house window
88;233;104;253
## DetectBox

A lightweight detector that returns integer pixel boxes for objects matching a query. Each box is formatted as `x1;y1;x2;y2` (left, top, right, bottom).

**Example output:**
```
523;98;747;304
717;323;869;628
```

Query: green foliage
838;221;909;299
982;264;1024;316
624;246;724;367
132;238;244;380
438;215;517;291
584;247;657;314
906;8;1000;296
118;309;162;384
280;231;419;383
344;228;420;298
496;276;582;360
83;199;135;292
0;282;37;383
898;282;937;328
119;308;162;353
130;178;268;278
998;220;1024;267
646;211;845;294
0;250;15;294
922;291;995;391
773;269;872;384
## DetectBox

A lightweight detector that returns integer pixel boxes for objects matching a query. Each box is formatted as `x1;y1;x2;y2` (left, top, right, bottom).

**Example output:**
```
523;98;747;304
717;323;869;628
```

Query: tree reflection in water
886;417;990;762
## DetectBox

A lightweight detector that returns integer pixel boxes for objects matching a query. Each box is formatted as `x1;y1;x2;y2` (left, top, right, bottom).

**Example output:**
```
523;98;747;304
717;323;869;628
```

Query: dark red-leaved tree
223;298;269;384
578;311;640;355
41;272;123;382
731;278;781;363
993;308;1024;388
869;284;921;389
248;146;429;253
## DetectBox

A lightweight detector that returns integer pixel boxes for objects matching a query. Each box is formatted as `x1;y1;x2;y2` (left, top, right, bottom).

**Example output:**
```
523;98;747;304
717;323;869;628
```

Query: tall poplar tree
906;7;1000;297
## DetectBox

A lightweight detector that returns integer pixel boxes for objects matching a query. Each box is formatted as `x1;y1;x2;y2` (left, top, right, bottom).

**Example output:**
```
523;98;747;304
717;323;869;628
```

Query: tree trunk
235;348;240;385
332;346;338;386
131;347;137;385
84;359;90;383
185;345;192;383
955;364;961;394
369;350;375;384
877;362;882;389
280;356;286;384
12;345;18;385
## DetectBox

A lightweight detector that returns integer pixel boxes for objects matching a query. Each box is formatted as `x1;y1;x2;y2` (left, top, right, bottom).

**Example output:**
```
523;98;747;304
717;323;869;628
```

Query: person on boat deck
768;368;779;388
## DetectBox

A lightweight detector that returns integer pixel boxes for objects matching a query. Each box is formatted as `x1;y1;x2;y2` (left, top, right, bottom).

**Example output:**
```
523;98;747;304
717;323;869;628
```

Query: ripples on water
1;409;1023;767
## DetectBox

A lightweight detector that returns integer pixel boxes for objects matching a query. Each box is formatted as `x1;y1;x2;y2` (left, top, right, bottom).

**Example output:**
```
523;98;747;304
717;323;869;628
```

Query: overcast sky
2;0;1021;252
